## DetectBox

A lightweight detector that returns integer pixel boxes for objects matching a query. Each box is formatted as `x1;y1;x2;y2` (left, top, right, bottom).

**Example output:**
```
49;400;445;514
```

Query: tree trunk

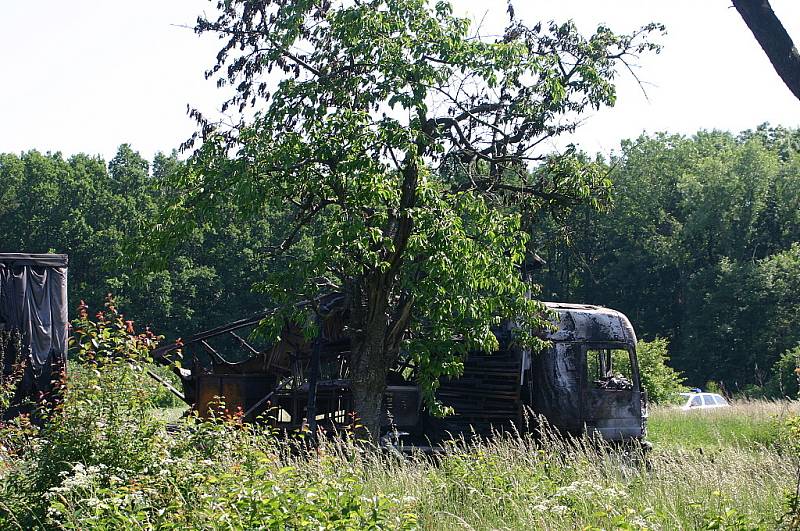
349;320;393;442
733;0;800;101
346;152;420;442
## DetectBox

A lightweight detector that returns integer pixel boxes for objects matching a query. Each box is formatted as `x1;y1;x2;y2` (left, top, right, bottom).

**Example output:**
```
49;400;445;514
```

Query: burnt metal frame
149;307;354;433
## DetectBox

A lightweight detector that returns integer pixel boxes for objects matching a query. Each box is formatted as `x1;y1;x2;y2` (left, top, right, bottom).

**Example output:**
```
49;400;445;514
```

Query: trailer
151;298;647;444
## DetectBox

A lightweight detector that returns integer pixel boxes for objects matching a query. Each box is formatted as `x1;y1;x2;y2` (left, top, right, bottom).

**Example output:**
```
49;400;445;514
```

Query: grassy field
1;360;798;530
648;399;800;449
349;402;799;530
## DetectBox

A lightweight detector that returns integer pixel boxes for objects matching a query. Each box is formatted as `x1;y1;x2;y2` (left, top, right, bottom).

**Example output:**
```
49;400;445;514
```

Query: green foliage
536;125;800;393
635;337;687;403
706;380;723;394
0;146;278;341
163;0;663;432
767;345;800;398
777;414;800;457
778;415;800;530
0;353;168;526
69;296;183;409
43;452;416;530
0;310;413;530
70;295;161;365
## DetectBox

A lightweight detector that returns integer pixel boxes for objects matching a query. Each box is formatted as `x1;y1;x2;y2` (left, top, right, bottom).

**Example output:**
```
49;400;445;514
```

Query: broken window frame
582;343;640;392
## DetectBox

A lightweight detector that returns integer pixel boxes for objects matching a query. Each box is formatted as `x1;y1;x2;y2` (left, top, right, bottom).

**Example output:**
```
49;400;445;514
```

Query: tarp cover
0;254;68;388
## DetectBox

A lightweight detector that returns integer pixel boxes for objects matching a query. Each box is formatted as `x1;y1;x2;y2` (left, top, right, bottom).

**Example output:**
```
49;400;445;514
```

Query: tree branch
268;198;332;257
733;0;800;101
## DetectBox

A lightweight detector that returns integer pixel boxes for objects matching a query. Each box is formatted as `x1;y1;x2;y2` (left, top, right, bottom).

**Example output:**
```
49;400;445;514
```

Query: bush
0;361;415;529
767;345;800;399
636;337;687;403
0;297;172;527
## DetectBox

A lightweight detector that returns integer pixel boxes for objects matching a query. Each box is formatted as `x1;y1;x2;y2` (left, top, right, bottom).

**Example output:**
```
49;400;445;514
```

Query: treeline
0;145;275;338
535;125;800;395
1;125;799;396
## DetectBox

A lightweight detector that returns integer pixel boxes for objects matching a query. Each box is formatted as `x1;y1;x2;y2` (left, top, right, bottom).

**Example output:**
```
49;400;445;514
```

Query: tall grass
347;431;795;529
0;359;797;529
648;399;800;449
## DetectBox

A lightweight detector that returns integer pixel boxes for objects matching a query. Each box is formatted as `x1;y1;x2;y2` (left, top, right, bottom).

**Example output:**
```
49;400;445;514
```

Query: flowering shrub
71;294;161;365
46;455;417;530
0;297;415;530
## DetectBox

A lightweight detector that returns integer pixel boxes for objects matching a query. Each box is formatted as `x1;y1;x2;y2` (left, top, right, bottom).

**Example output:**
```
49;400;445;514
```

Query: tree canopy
3;128;800;403
0;146;276;340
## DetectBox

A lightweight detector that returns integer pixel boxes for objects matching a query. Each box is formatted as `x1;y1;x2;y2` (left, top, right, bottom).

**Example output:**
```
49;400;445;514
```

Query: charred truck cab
152;299;647;446
527;303;647;442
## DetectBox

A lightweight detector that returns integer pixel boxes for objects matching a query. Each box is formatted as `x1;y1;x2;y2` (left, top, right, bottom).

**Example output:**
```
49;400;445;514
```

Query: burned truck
151;299;646;444
527;303;646;441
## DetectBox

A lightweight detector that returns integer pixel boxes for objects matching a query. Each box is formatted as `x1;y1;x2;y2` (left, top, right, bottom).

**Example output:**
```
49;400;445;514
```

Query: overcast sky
2;1;800;163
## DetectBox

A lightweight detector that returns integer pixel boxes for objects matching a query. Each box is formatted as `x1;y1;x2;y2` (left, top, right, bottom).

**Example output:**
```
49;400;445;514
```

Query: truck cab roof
543;302;637;345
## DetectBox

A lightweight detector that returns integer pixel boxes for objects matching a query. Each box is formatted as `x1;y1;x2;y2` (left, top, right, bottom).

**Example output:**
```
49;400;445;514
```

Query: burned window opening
587;347;634;391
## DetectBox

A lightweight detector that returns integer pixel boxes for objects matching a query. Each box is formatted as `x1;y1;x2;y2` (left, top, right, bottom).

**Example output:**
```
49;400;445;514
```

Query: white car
678;392;730;410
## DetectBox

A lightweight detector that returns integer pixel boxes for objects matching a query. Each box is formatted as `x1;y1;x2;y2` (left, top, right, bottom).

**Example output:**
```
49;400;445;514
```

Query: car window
702;394;716;406
713;394;728;405
690;396;702;407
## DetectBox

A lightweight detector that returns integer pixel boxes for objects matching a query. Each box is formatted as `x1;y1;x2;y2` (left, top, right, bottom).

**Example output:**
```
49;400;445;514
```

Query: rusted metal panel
195;374;276;417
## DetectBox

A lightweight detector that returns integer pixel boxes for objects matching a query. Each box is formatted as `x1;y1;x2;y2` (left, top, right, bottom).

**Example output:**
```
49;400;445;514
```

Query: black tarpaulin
0;254;68;391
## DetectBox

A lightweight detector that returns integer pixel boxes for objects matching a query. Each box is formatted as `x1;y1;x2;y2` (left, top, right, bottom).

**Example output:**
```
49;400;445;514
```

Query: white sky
1;1;800;163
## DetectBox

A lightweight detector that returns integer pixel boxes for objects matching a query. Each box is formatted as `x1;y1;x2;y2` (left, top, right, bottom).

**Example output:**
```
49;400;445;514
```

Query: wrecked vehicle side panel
584;388;645;440
531;342;583;434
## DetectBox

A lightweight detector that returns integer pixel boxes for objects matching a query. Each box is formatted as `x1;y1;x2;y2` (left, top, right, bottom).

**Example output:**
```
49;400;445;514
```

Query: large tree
170;0;662;438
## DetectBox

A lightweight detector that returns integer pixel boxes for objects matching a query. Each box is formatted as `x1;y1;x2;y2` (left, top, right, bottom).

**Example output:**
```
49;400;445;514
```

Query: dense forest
0;145;273;338
534;125;800;394
1;124;799;396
